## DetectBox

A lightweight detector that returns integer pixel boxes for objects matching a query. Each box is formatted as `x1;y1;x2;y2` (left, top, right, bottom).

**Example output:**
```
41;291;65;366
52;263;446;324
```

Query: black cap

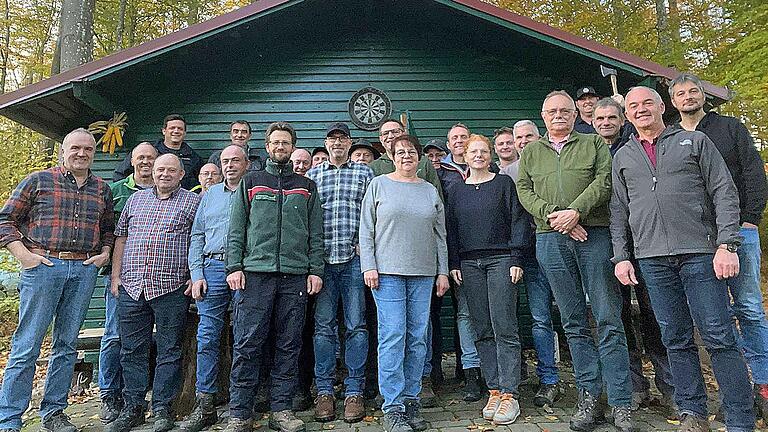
575;86;598;100
311;147;328;157
325;122;351;137
348;139;381;160
423;138;448;154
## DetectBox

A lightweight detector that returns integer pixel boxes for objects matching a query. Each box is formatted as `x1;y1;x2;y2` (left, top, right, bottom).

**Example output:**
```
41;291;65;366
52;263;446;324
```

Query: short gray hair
668;72;705;97
512;120;540;137
62;128;96;148
542;90;576;110
594;98;625;121
626;86;663;104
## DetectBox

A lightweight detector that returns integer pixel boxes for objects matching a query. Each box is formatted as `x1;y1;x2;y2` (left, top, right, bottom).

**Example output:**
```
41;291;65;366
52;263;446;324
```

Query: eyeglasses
380;128;404;137
268;140;292;147
326;136;350;143
394;150;419;158
495;141;514;146
542;108;575;117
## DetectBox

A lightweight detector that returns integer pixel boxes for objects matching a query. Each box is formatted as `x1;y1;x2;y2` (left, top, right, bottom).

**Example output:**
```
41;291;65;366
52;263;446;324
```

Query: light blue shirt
188;182;237;281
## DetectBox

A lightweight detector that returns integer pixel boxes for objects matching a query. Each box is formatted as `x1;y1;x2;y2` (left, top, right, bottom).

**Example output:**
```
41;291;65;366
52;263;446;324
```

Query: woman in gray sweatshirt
359;135;449;432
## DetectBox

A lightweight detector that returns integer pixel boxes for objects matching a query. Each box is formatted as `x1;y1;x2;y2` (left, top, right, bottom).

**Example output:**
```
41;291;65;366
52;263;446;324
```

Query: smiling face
153;154;185;192
325;131;352;161
576;95;599;117
378;121;405;155
447;126;469;158
670;80;705;115
425;148;445;170
593;105;623;141
220;145;248;185
541;95;577;136
625;87;666;132
291;149;312;176
131;143;157;179
198;163;222;190
312;150;328;167
61;132;96;174
513;124;539;153
493;132;517;162
465;139;492;171
392;140;420;175
266;130;295;164
162;119;186;149
350;148;375;164
230;122;252;147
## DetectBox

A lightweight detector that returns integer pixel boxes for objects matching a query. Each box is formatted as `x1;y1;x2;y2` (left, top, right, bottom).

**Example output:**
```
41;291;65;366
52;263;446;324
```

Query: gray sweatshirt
610;126;742;263
359;175;448;276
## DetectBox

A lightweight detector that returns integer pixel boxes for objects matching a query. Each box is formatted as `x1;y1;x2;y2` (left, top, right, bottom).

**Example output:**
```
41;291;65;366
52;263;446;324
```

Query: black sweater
685;112;768;225
445;174;532;270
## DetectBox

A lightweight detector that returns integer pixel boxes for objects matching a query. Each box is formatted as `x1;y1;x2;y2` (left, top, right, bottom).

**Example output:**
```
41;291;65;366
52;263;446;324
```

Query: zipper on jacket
636;138;672;254
276;168;284;273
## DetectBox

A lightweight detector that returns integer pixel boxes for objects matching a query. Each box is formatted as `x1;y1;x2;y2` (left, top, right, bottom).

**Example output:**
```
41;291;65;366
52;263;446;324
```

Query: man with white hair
0;128;115;432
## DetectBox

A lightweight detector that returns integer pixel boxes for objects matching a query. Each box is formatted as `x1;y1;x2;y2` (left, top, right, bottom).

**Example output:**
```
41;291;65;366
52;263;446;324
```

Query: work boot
105;405;146;432
419;377;437;408
404;399;427;431
292;389;313;412
314;394;336;422
100;393;124;424
269;410;306;432
534;383;562;407
41;411;77;432
152;408;175;432
482;390;502;420
382;411;413;432
462;367;482;402
569;389;605;431
492;394;520;425
678;413;709;432
0;429;19;432
611;406;635;432
344;395;365;423
180;393;218;432
224;417;253;432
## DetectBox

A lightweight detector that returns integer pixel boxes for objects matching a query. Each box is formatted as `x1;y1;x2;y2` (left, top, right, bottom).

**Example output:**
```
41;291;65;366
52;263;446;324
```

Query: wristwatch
719;243;739;253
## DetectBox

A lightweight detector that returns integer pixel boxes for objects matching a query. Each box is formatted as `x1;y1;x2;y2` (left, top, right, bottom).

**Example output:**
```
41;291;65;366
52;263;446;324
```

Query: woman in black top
445;134;532;425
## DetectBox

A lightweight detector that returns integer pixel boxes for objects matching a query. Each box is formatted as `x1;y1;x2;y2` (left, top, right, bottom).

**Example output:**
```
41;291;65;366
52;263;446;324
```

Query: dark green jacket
516;132;612;232
110;174;145;218
226;159;324;276
369;153;443;201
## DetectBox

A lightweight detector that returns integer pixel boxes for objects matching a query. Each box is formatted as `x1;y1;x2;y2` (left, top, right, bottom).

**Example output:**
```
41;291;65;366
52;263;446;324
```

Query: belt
30;248;95;260
204;253;225;261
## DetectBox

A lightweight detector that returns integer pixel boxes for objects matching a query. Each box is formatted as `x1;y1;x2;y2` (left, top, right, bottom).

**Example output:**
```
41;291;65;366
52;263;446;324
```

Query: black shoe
382;411;413;432
180;393;218;432
41;411;77;432
462;368;482;402
534;383;562;407
100;393;124;424
404;399;427;431
105;405;146;432
569;390;605;431
253;386;270;413
292;389;313;412
153;408;175;432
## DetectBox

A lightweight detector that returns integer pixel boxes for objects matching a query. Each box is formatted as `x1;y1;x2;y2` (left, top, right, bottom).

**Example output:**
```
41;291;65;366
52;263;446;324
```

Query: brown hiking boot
314;394;335;422
343;395;365;423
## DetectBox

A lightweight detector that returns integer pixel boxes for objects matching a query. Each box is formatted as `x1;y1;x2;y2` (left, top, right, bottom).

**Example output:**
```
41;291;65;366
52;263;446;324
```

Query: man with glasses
516;91;633;431
307;123;374;424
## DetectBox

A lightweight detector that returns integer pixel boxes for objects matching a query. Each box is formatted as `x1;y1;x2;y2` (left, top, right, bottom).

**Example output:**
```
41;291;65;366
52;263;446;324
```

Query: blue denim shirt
188;182;236;281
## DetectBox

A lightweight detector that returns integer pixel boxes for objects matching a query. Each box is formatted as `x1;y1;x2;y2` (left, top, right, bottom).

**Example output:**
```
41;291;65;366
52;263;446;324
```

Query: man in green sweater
224;122;325;432
516;90;633;432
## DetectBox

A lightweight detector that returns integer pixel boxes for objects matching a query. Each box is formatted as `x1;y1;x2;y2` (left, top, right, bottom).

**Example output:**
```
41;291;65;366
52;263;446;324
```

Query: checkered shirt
307;161;373;264
0;167;115;252
115;187;200;300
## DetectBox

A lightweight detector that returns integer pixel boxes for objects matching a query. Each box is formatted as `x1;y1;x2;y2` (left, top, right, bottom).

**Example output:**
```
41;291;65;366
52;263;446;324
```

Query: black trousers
229;273;308;418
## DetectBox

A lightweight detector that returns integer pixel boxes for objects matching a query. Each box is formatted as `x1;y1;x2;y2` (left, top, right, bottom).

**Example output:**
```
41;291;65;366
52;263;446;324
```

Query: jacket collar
265;158;293;176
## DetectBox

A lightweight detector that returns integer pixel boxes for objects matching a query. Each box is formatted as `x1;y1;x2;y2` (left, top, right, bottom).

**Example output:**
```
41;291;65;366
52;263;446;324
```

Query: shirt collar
58;166;94;184
152;185;182;199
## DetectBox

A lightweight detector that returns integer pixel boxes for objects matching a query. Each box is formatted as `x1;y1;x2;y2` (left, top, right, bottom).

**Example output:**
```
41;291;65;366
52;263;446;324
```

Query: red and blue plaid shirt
0;167;115;252
115;187;200;301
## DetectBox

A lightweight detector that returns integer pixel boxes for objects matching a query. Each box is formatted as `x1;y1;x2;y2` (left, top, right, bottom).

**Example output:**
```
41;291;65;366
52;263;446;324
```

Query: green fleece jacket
369;153;443;201
516;132;612;232
226;159;324;276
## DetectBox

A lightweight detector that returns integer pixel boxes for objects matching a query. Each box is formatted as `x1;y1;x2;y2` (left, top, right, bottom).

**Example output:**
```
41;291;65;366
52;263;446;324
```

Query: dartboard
348;87;392;131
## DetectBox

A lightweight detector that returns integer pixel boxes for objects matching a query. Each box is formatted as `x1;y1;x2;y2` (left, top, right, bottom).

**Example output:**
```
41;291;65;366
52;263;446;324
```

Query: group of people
0;71;766;432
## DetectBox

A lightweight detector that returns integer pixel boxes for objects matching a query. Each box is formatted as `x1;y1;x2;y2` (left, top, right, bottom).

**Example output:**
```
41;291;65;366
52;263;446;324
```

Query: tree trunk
187;0;200;25
55;0;95;73
0;0;9;94
655;0;671;65
116;0;127;50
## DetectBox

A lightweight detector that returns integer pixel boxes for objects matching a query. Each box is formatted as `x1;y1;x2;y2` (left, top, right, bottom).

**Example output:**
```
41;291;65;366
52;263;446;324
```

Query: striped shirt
115;187;200;300
307;160;373;264
0;167;115;252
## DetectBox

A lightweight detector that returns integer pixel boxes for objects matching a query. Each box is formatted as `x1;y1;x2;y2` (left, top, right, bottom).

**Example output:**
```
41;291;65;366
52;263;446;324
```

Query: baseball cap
325;122;351;137
423;138;448;154
348;139;381;159
575;86;598;100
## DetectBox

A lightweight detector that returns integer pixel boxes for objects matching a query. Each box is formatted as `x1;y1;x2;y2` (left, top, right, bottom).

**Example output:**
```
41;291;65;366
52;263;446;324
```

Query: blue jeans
454;283;481;369
314;256;368;396
0;259;97;430
536;227;631;407
521;255;559;385
99;276;123;398
118;286;188;411
195;258;232;394
372;275;432;413
638;254;755;430
730;227;768;384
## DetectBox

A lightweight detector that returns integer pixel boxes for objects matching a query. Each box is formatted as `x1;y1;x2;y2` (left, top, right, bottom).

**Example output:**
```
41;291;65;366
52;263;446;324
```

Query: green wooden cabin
0;0;730;362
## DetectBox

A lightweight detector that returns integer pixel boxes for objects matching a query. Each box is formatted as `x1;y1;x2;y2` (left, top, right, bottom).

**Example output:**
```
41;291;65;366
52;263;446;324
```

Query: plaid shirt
115;187;200;301
0;167;115;252
307;161;373;264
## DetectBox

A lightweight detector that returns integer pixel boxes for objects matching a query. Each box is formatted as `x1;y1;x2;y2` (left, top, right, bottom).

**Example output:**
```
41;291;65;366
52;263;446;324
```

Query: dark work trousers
620;281;674;398
297;295;317;394
428;288;444;380
364;287;379;395
229;273;308;419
